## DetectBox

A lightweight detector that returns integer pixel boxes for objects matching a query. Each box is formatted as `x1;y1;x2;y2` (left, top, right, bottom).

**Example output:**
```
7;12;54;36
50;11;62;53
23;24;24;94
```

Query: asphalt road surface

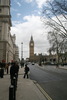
28;64;67;100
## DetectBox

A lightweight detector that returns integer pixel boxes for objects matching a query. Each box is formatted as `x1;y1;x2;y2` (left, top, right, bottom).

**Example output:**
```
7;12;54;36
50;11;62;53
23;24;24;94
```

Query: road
28;64;67;100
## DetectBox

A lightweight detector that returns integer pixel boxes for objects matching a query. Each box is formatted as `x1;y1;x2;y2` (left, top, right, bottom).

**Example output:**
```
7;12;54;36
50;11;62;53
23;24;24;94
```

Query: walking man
23;64;30;79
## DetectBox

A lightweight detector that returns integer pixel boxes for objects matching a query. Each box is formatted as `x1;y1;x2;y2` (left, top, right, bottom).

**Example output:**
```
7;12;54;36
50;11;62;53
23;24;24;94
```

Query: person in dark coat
10;62;16;85
23;64;30;79
15;62;19;80
10;62;19;85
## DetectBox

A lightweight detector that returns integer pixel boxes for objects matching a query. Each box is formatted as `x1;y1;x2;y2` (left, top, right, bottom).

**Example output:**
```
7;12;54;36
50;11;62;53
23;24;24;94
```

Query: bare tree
48;30;67;66
42;0;67;38
48;31;62;53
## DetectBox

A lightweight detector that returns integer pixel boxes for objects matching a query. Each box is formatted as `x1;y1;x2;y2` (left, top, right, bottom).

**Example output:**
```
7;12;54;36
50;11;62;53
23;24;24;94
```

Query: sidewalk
59;65;67;70
0;67;47;100
38;64;67;70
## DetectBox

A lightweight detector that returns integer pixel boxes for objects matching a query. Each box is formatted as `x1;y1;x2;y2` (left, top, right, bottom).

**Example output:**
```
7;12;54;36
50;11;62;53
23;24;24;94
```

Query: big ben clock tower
29;36;34;62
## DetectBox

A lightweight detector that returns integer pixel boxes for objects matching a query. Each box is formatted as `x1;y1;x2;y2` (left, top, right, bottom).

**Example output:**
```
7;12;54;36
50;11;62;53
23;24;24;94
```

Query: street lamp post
21;42;23;60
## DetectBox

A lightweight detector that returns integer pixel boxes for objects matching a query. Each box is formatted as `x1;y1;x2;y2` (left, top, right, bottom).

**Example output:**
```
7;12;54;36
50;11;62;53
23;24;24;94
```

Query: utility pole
21;42;23;60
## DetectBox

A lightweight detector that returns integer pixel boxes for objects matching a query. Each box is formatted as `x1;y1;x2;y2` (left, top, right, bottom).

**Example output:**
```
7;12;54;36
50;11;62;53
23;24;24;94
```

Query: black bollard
0;68;4;78
13;77;16;100
13;77;16;90
9;85;14;100
15;73;17;88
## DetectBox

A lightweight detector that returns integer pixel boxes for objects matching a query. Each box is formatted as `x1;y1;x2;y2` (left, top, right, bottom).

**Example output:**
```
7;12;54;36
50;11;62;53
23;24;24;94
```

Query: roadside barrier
13;77;16;100
9;76;17;100
9;85;14;100
0;68;4;78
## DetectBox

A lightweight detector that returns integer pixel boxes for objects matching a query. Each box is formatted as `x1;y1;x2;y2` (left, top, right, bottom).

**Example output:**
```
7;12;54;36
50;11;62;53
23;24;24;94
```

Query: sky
11;0;50;59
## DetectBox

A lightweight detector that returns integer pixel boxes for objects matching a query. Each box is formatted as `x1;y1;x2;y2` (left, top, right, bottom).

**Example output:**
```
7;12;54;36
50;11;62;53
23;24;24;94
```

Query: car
32;62;35;65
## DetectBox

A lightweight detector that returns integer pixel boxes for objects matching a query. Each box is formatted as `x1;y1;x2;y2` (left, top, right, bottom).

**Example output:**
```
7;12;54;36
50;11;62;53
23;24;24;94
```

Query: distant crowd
0;60;30;80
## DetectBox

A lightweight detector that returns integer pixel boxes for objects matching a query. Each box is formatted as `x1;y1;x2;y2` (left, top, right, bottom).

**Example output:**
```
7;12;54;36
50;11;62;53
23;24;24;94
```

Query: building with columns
0;0;19;62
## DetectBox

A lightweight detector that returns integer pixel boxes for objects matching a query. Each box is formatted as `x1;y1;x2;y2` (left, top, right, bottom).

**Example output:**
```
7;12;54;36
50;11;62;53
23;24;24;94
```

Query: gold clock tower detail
29;36;34;62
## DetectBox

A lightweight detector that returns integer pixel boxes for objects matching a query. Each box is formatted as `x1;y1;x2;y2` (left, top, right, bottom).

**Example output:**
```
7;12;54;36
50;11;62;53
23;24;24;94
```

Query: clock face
31;43;33;46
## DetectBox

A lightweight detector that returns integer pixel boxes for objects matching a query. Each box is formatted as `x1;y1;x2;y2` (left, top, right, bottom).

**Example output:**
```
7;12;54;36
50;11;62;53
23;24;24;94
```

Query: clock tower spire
29;36;34;62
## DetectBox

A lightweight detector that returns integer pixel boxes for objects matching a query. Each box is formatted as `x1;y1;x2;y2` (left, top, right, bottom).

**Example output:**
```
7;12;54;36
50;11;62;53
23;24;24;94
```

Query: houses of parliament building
29;36;67;65
29;36;57;63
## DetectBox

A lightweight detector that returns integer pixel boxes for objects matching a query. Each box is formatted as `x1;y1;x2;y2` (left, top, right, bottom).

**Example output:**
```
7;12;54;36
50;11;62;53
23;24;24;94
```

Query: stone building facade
0;0;19;62
29;36;67;64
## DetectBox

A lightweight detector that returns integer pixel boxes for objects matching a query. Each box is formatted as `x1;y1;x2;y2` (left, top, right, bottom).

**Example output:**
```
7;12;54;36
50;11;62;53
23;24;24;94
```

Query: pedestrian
15;62;19;80
23;64;30;79
5;63;10;74
10;62;16;85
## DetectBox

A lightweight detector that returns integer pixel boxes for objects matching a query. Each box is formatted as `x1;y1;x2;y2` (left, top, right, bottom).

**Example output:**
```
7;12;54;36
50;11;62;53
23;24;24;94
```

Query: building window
0;0;1;4
0;30;1;40
0;9;2;13
4;1;7;5
0;26;2;40
0;26;2;31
